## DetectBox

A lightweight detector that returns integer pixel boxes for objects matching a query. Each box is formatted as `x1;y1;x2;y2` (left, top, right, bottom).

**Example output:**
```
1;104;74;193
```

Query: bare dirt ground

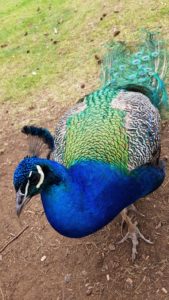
1;98;169;300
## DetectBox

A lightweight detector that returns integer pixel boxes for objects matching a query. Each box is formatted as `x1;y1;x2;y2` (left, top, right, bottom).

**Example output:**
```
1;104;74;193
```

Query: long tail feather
100;31;168;110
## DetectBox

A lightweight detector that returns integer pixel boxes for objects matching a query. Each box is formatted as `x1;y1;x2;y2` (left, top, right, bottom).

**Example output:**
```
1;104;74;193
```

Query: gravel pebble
41;255;46;262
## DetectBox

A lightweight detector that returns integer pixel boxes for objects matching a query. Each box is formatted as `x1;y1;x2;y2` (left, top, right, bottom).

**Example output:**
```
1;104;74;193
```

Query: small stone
64;274;71;283
86;287;92;296
126;277;133;288
85;283;90;287
81;83;85;89
108;244;115;251
162;287;168;294
82;270;87;276
106;274;110;281
101;263;108;272
32;71;37;76
41;255;46;262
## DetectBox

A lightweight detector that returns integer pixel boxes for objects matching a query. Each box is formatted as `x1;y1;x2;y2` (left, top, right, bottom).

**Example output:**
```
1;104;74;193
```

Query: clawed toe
118;210;153;261
128;204;145;217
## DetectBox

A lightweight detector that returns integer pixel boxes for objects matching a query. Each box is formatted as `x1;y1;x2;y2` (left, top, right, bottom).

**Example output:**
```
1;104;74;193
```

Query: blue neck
40;160;164;238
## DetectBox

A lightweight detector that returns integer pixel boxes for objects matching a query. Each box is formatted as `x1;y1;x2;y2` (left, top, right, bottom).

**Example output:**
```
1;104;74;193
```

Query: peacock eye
29;172;40;186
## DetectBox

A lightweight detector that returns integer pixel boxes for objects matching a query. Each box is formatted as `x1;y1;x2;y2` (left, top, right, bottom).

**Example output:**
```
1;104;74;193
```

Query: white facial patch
24;180;30;197
36;165;45;189
28;171;32;178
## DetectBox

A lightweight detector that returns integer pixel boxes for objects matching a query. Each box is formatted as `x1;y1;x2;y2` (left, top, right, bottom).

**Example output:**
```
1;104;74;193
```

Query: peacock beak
16;189;31;216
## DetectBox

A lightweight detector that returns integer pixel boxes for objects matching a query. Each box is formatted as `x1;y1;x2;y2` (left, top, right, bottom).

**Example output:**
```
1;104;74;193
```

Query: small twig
0;225;29;254
135;275;146;293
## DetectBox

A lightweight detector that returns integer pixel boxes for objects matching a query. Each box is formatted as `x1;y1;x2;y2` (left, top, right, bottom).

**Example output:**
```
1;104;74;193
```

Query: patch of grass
0;0;169;105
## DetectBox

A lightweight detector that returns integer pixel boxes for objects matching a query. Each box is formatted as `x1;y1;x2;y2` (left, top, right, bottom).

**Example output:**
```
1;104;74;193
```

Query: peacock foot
120;205;145;236
118;208;153;261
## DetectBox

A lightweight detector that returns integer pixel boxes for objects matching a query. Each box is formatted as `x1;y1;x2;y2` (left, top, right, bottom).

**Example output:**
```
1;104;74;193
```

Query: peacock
13;32;168;260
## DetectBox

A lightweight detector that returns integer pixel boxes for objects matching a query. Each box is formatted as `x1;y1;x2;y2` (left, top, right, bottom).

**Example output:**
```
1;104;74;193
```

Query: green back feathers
100;31;168;110
64;88;129;169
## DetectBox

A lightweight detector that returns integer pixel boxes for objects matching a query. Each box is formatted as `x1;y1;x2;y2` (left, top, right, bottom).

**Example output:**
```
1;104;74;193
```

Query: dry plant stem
0;225;29;254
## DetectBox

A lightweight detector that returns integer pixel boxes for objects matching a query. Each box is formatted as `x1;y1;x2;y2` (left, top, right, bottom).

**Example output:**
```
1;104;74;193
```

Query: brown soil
0;98;169;300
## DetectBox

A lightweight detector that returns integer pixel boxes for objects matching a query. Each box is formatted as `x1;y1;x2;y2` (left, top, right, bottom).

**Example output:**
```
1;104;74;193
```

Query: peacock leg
118;208;153;261
120;205;144;236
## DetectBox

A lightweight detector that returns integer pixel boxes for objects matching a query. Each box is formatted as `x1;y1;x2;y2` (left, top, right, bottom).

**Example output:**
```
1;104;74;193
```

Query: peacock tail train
100;31;168;110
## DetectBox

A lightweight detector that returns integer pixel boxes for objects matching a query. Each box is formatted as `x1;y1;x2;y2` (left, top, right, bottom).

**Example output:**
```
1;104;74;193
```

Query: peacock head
13;126;55;216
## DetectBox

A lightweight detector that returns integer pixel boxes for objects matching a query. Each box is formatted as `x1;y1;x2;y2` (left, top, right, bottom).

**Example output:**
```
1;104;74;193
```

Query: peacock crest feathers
22;125;54;159
100;31;168;110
